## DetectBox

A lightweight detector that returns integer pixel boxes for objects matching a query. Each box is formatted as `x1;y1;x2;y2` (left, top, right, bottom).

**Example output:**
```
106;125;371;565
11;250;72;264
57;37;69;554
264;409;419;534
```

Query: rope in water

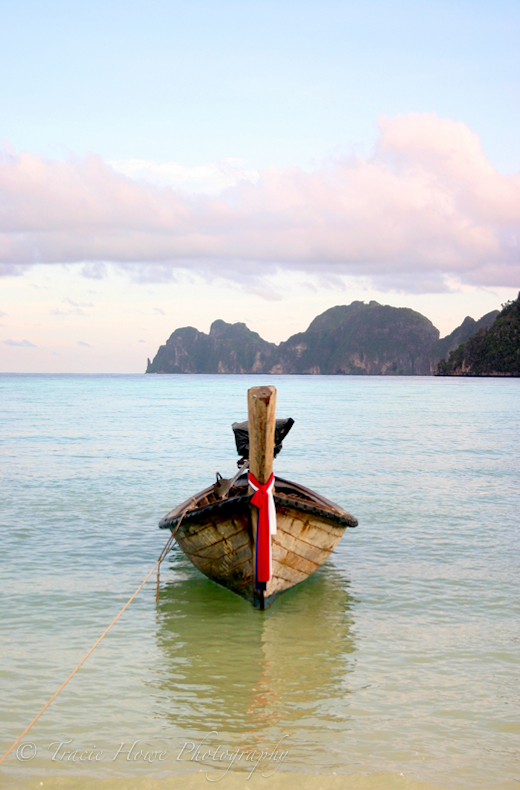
0;503;194;767
156;499;196;601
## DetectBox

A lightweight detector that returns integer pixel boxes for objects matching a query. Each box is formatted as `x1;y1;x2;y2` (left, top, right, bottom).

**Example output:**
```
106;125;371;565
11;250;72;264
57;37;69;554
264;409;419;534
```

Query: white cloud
108;157;260;193
0;113;519;293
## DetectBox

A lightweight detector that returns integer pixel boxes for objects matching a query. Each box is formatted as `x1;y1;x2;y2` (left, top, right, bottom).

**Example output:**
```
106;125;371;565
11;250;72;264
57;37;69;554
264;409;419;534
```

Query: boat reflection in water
154;552;356;772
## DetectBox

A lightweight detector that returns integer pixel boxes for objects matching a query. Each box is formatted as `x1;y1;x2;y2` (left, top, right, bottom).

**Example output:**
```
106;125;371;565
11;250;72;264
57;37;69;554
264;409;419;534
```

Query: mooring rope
0;503;194;767
156;499;196;602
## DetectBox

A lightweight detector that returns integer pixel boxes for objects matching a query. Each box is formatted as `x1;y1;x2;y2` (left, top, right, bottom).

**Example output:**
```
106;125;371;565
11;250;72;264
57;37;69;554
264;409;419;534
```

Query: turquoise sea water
1;374;519;790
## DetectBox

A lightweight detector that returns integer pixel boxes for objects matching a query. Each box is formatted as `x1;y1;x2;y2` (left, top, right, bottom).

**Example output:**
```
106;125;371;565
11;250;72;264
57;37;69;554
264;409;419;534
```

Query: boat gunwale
159;477;358;531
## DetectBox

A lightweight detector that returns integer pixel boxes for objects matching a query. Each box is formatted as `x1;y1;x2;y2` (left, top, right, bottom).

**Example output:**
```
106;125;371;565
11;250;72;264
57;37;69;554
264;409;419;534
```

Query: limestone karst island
146;295;520;377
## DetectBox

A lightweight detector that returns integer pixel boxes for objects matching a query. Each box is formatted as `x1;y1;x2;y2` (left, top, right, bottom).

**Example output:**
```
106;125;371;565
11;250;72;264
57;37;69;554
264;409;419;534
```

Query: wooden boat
159;386;358;609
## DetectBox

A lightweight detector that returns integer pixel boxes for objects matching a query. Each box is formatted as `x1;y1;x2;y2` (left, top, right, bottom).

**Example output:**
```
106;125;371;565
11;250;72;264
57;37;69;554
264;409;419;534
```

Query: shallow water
1;374;519;790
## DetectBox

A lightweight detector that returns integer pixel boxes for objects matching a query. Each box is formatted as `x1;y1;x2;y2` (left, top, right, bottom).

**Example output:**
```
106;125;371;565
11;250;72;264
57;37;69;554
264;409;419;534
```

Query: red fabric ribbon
248;471;276;584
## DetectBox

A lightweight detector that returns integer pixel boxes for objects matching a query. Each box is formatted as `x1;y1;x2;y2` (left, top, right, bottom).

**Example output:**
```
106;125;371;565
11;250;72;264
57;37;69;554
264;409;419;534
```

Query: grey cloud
81;262;107;279
64;297;94;307
3;338;36;347
0;263;31;277
51;308;87;316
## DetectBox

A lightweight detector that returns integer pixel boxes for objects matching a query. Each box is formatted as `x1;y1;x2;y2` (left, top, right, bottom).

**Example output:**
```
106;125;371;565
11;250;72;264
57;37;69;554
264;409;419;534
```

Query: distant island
145;298;515;376
435;293;520;376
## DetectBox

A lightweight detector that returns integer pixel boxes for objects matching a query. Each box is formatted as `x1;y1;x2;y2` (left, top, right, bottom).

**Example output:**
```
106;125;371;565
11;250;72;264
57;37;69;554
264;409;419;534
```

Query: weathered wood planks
173;497;348;607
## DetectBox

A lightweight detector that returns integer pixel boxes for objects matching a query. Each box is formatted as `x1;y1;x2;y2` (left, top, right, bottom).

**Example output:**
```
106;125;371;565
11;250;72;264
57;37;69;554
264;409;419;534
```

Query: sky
1;0;519;373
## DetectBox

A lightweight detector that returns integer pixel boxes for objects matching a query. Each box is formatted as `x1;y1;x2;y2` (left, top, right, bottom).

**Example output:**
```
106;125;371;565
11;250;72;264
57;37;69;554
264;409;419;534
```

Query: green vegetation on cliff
435;294;520;376
431;310;498;363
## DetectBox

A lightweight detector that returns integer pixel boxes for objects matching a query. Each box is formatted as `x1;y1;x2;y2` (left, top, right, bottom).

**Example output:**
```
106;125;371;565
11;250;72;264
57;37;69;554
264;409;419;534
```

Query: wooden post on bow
248;385;277;610
248;385;277;486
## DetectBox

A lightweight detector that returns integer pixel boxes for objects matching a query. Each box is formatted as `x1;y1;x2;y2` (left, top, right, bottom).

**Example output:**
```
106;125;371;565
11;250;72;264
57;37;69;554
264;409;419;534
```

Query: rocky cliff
434;294;520;376
146;301;504;375
271;302;438;375
146;320;275;374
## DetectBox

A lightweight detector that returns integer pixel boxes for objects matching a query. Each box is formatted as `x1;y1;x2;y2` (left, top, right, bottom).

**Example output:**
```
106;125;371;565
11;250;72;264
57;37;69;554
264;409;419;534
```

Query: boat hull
160;477;357;608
